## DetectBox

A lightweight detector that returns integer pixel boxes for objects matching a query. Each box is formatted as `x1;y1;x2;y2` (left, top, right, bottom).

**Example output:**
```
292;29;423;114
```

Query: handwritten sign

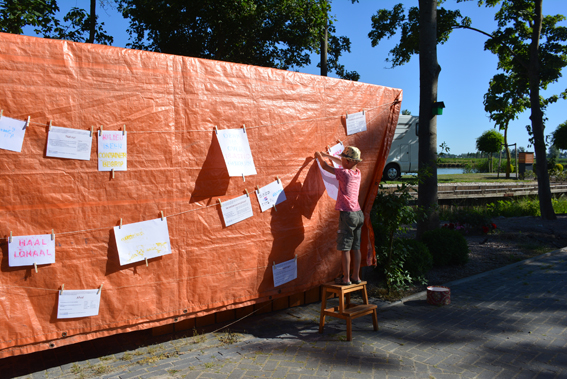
114;218;172;265
0;116;27;152
316;159;339;200
8;234;56;267
328;142;344;168
98;131;127;171
221;194;254;227
272;257;297;287
57;289;101;319
346;111;367;135
216;129;257;176
256;180;286;212
47;126;92;160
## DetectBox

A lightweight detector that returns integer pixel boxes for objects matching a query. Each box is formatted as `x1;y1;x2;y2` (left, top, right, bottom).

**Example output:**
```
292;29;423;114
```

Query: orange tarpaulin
0;32;401;357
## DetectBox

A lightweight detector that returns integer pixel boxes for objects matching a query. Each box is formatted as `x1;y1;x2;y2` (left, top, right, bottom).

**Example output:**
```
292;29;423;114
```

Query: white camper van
382;115;419;181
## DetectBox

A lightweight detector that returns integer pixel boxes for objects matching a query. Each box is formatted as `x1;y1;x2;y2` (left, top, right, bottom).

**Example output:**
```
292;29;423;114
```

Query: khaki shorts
336;210;364;251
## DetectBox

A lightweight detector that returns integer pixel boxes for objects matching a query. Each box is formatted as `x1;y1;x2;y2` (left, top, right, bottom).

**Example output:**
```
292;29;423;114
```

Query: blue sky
30;1;567;155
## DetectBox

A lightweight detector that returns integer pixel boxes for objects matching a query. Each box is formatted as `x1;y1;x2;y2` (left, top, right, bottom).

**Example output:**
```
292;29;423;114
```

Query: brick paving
2;248;566;379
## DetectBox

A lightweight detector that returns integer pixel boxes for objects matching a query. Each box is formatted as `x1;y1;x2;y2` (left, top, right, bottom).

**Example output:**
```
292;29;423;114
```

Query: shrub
421;228;469;267
397;238;433;279
555;163;563;172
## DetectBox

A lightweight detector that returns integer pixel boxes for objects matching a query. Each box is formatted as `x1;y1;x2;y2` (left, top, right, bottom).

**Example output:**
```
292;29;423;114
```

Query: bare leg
351;249;361;282
341;250;351;283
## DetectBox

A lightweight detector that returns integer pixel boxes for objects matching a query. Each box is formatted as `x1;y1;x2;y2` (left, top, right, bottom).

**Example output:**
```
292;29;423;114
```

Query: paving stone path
3;249;566;379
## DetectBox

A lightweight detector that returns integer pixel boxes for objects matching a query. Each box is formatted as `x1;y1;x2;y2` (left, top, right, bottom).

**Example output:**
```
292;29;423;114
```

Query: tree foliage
476;129;504;154
551;121;567;150
117;0;357;78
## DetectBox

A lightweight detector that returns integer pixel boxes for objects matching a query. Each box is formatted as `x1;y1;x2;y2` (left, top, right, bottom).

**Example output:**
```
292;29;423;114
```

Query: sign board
0;116;27;152
98;131;127;171
46;126;92;160
216;129;257;176
114;218;172;265
8;234;56;267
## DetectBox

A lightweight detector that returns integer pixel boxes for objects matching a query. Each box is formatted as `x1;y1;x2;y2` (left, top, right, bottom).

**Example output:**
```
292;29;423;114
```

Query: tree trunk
530;0;556;220
88;0;96;44
416;0;439;238
504;124;511;178
320;18;328;76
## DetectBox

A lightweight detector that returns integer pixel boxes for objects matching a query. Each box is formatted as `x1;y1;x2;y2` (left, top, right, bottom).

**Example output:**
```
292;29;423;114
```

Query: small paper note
8;234;56;267
47;126;92;160
273;257;297;287
57;289;101;319
346;111;367;135
316;159;339;200
216;129;257;177
0;116;27;152
328;142;344;168
256;180;286;212
221;194;254;227
98;130;127;171
114;218;172;265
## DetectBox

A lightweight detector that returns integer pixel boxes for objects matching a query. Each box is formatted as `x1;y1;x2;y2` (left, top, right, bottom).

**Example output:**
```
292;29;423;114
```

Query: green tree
368;1;470;237
481;0;567;220
117;0;356;77
401;109;411;115
551;121;567;150
476;129;504;172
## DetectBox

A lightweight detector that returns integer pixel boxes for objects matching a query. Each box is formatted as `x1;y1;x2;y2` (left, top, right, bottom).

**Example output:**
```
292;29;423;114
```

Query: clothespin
24;116;30;130
99;125;103;136
214;126;218;134
90;126;93;137
362;108;365;115
119;218;122;229
242;173;245;182
273;203;277;212
51;229;55;241
0;110;3;119
245;189;249;197
242;124;246;133
346;111;349;119
295;254;298;262
112;168;115;179
49;120;52;131
145;257;148;267
33;263;38;273
60;284;64;295
123;124;126;136
9;231;12;243
161;211;164;221
338;140;343;146
97;283;103;294
276;176;280;184
273;261;276;267
255;185;260;193
218;199;222;207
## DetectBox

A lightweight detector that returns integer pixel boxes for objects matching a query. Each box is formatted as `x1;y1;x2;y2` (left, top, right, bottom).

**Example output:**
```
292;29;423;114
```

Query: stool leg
346;318;352;341
372;309;379;331
319;288;327;334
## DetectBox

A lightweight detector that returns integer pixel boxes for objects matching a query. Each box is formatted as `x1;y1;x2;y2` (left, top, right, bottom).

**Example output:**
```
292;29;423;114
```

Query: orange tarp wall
0;33;402;357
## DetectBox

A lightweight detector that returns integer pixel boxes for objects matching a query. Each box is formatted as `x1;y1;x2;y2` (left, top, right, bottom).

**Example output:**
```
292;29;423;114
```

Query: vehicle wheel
383;164;401;181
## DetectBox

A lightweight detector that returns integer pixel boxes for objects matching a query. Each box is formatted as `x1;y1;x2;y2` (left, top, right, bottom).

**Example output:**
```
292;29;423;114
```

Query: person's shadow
190;133;230;203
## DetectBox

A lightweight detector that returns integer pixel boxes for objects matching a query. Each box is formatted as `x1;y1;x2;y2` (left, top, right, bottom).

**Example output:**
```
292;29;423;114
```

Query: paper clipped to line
114;218;172;265
346;110;367;135
328;142;344;168
216;129;257;177
0;116;27;153
273;257;297;287
221;194;254;227
98;130;127;171
8;234;56;267
47;125;92;160
316;159;339;200
57;289;101;319
256;179;287;212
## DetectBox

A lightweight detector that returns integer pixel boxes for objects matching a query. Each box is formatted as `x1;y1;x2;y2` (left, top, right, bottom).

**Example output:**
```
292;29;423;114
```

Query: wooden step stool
318;281;378;341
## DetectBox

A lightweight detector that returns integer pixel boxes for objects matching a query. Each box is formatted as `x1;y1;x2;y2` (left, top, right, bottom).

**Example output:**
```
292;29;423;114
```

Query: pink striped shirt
334;168;362;212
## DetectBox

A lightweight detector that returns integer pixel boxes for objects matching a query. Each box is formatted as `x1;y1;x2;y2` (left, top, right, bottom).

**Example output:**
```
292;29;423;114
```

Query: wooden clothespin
245;189;249;197
338;140;343;146
256;185;260;192
51;229;55;241
49;120;52;131
119;218;122;229
218;198;222;207
145;257;149;267
60;284;64;295
295;254;298;262
362;108;365;115
276;176;280;184
273;203;277;212
346;111;349;119
273;261;276;267
242;124;246;133
33;262;38;273
0;110;3;119
111;168;115;179
123;124;126;135
24;116;30;130
9;231;12;243
161;211;164;221
99;125;103;136
242;173;245;182
90;126;94;137
214;126;218;134
97;283;103;294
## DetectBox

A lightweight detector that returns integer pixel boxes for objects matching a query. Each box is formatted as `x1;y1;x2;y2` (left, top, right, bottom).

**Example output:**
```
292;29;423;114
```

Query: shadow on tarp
190;133;230;203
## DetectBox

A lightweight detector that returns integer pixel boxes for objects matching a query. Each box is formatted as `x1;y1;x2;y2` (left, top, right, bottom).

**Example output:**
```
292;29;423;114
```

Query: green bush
421;228;469;267
397;238;433;279
556;163;563;172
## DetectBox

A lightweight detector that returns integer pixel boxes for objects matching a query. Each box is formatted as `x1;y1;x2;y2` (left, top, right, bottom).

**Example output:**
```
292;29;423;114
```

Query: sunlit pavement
3;248;567;379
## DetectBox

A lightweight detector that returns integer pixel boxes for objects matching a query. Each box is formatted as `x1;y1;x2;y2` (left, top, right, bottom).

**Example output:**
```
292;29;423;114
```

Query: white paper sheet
8;234;56;267
46;126;92;160
256;180;287;212
328;142;344;168
221;194;254;227
272;257;297;287
114;218;172;265
216;129;257;177
57;289;101;319
98;130;127;171
0;116;27;152
316;159;339;200
346;111;367;135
